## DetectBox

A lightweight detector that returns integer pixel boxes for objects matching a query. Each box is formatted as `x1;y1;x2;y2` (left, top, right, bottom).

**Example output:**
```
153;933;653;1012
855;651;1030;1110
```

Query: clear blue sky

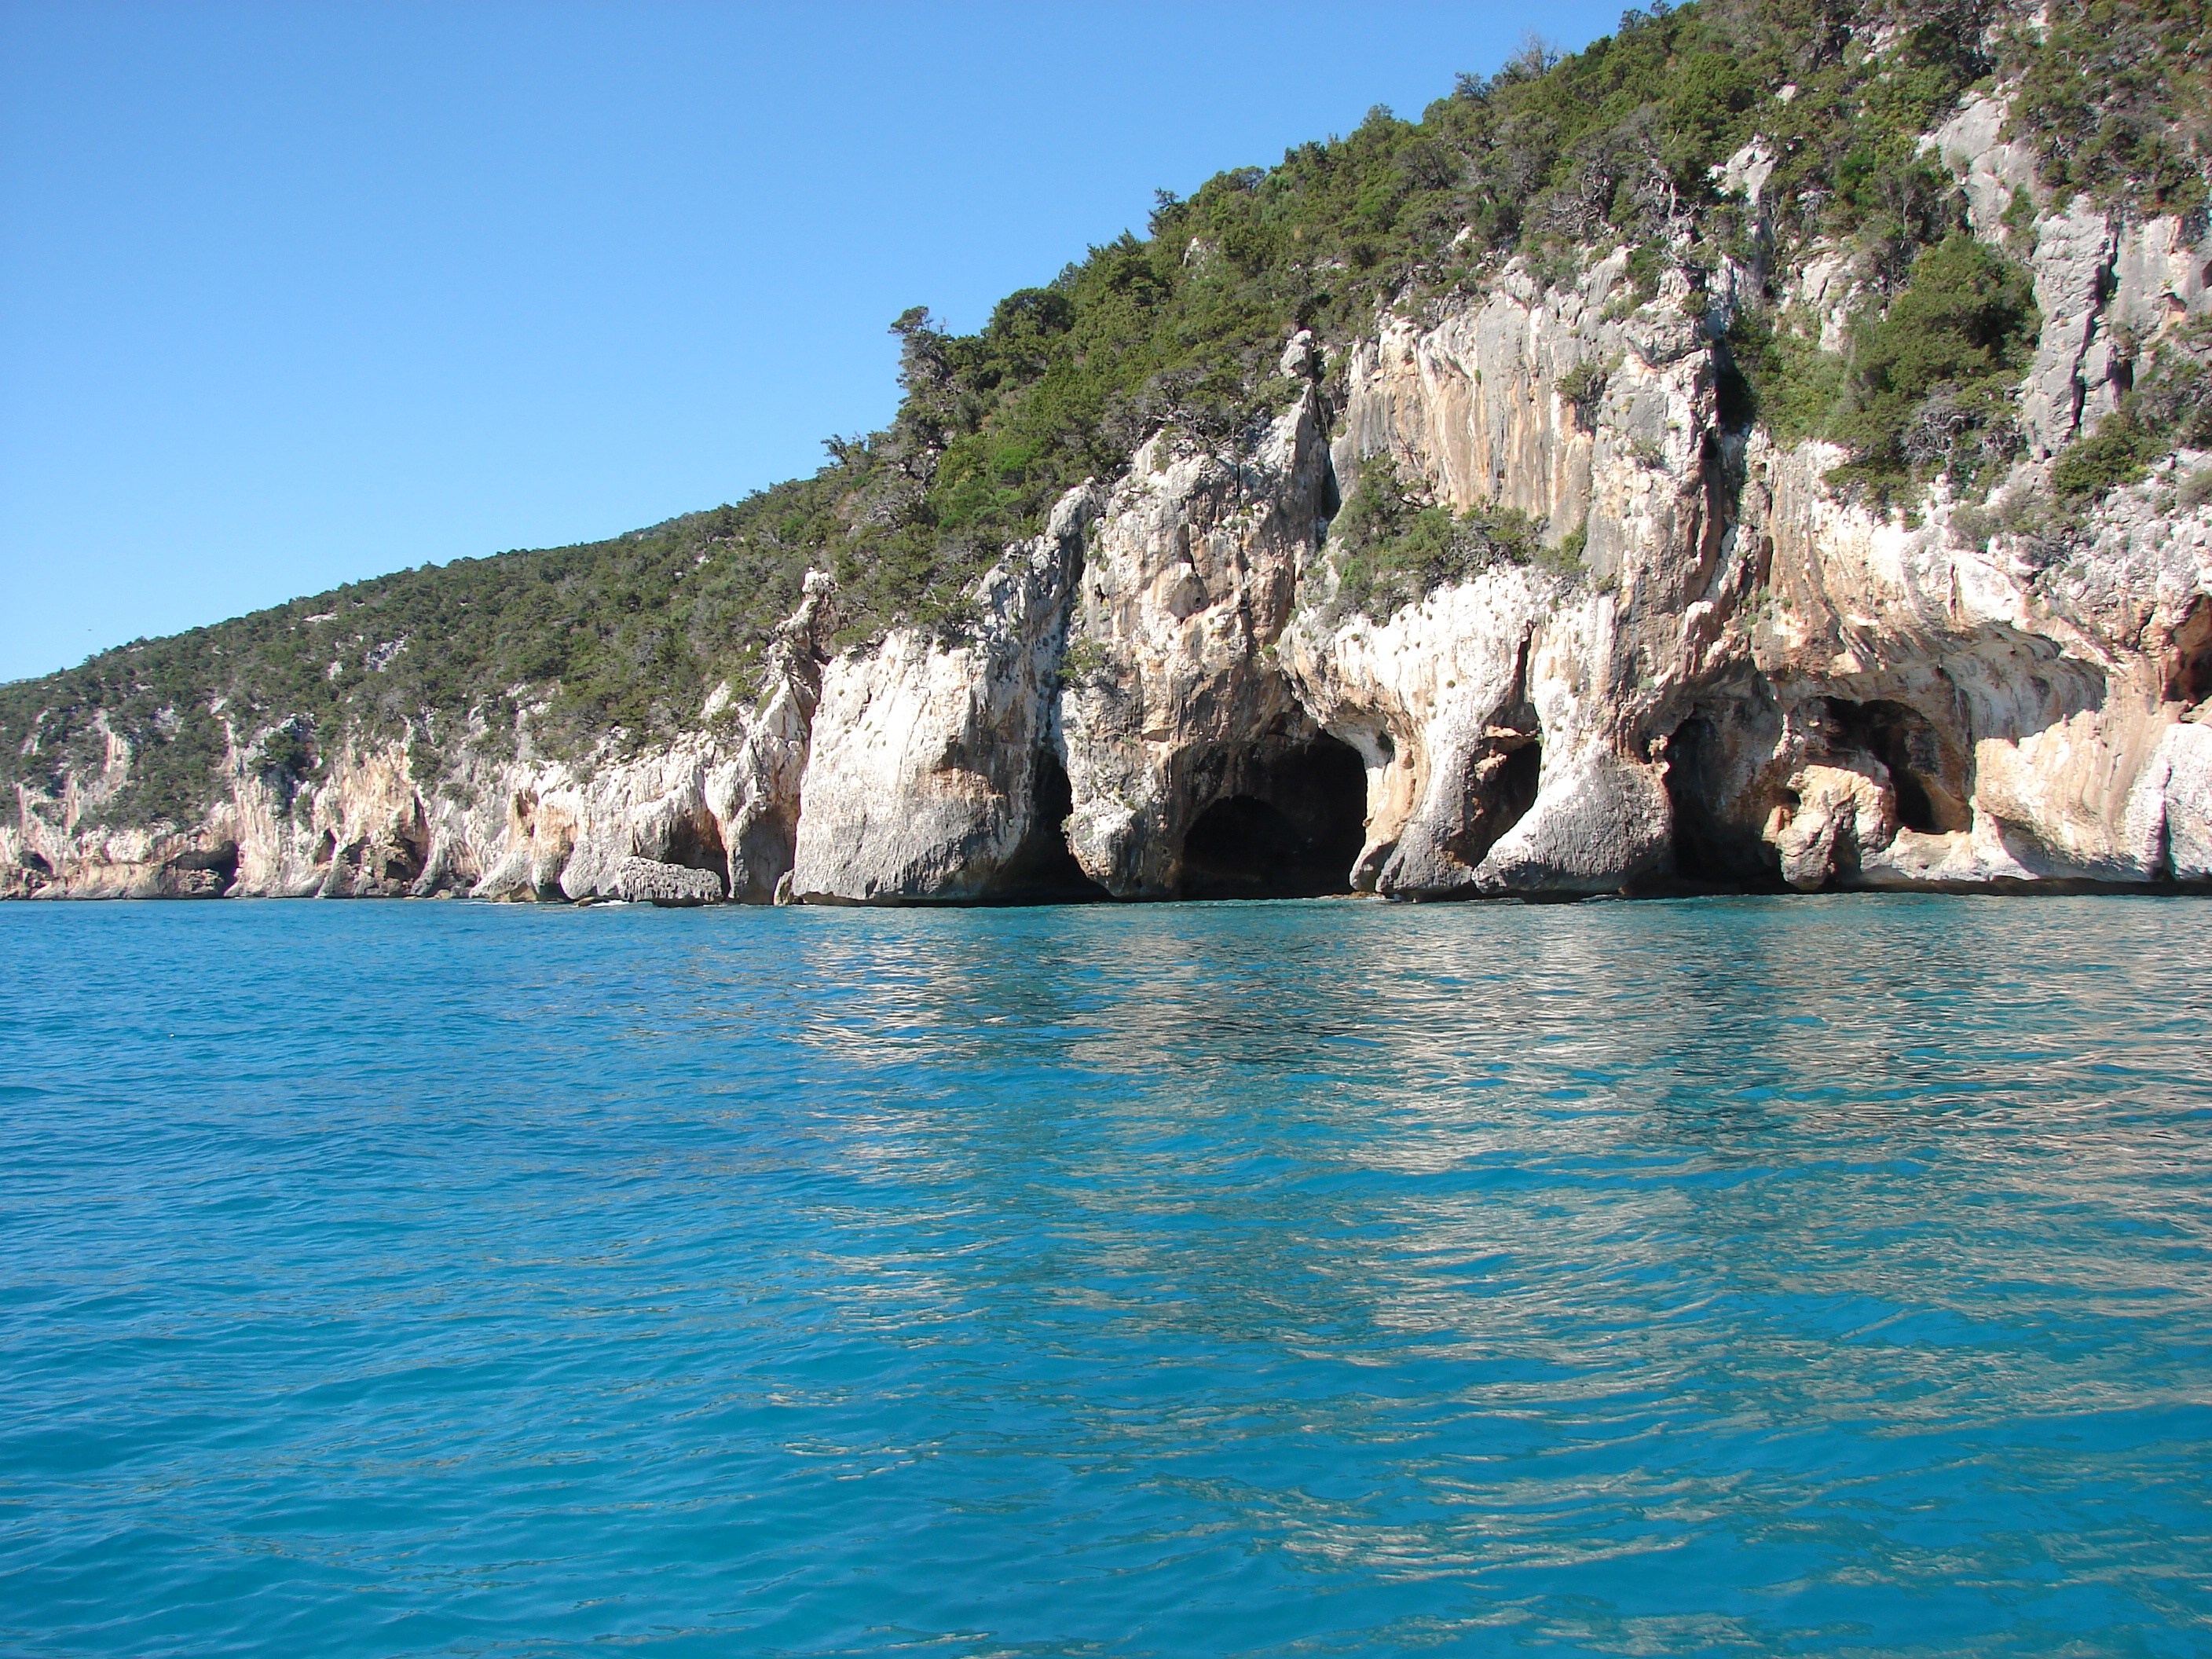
0;1;1624;685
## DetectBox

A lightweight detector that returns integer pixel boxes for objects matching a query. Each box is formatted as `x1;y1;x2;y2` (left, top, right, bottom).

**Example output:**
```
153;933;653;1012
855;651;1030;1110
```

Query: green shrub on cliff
2005;0;2211;216
830;0;2061;631
1826;234;2041;497
1332;457;1546;618
1732;232;2040;504
1727;309;1849;447
5;0;2204;829
0;484;833;826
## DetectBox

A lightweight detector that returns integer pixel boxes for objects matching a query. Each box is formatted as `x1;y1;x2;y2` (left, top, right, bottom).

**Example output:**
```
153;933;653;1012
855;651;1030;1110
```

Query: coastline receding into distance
5;0;2208;914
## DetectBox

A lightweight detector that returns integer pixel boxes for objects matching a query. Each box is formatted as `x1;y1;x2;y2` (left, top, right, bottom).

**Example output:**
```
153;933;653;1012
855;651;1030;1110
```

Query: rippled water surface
3;895;2210;1657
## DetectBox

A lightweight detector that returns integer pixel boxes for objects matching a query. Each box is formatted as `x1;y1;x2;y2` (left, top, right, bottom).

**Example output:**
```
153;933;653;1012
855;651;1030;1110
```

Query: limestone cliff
6;24;2210;906
770;165;2211;905
3;573;836;906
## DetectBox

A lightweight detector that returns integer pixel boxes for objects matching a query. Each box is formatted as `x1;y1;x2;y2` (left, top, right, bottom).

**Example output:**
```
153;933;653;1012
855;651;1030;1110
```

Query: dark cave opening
981;749;1111;904
1662;716;1782;887
170;842;242;884
1485;738;1544;856
1714;341;1756;430
1825;698;1972;835
1176;733;1368;900
376;832;427;888
1883;749;1943;833
22;850;52;876
665;812;731;895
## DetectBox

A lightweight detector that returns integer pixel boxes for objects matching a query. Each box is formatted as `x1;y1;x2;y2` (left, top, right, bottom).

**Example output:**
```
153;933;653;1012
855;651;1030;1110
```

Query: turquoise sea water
2;895;2209;1657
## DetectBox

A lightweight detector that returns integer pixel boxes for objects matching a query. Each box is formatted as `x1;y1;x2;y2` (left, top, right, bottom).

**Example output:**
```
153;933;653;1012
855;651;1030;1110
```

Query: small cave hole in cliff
1825;698;1972;835
22;850;52;876
665;813;730;896
1177;734;1368;900
1713;341;1757;430
1492;739;1543;842
312;830;335;867
1661;717;1781;887
980;750;1110;905
2168;599;2212;707
170;842;241;884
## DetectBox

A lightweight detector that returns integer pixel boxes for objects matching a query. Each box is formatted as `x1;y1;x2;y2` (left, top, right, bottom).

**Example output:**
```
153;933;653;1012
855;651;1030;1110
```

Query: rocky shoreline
9;108;2210;908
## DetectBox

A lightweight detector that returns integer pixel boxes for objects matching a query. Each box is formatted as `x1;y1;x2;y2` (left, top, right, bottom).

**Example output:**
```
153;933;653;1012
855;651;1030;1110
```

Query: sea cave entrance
1661;715;1782;888
1175;734;1368;900
1824;698;1972;835
664;811;731;898
980;749;1111;905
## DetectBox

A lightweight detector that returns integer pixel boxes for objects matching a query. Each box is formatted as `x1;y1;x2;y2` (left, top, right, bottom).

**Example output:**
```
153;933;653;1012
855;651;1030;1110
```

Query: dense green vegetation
2;497;822;826
2007;0;2210;215
1719;0;2211;504
1330;459;1554;619
2051;316;2212;500
5;0;2207;830
1824;234;2041;498
1731;233;2044;506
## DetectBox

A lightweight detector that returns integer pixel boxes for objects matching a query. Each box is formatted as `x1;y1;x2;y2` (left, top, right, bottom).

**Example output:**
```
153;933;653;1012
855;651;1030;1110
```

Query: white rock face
1928;92;2040;239
2021;203;2122;457
9;97;2211;908
1768;759;1896;892
789;486;1100;903
1057;397;1332;897
610;857;723;906
1275;253;1732;898
1282;570;1565;895
2152;723;2212;880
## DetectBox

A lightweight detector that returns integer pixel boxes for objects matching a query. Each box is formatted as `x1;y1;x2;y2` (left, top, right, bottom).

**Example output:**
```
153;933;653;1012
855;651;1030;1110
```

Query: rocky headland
6;2;2208;905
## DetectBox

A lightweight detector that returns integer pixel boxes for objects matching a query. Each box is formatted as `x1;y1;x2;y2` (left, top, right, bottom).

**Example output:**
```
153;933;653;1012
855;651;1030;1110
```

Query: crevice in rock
1495;739;1542;830
2166;597;2212;707
1437;636;1543;882
1713;339;1756;431
1823;697;1972;833
1662;716;1782;887
1351;838;1397;892
980;749;1110;905
321;838;364;895
1678;422;1743;605
22;850;52;876
1175;734;1367;900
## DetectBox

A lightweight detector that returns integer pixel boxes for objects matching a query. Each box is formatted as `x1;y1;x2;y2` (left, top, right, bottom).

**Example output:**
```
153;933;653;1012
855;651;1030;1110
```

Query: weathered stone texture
8;102;2210;907
609;857;724;906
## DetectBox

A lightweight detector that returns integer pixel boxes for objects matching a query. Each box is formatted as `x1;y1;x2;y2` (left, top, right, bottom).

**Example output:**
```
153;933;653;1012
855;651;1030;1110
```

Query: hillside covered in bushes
5;0;2207;835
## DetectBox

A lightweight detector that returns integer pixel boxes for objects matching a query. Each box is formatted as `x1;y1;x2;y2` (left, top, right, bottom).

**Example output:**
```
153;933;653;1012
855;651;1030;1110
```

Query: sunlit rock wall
9;97;2210;906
